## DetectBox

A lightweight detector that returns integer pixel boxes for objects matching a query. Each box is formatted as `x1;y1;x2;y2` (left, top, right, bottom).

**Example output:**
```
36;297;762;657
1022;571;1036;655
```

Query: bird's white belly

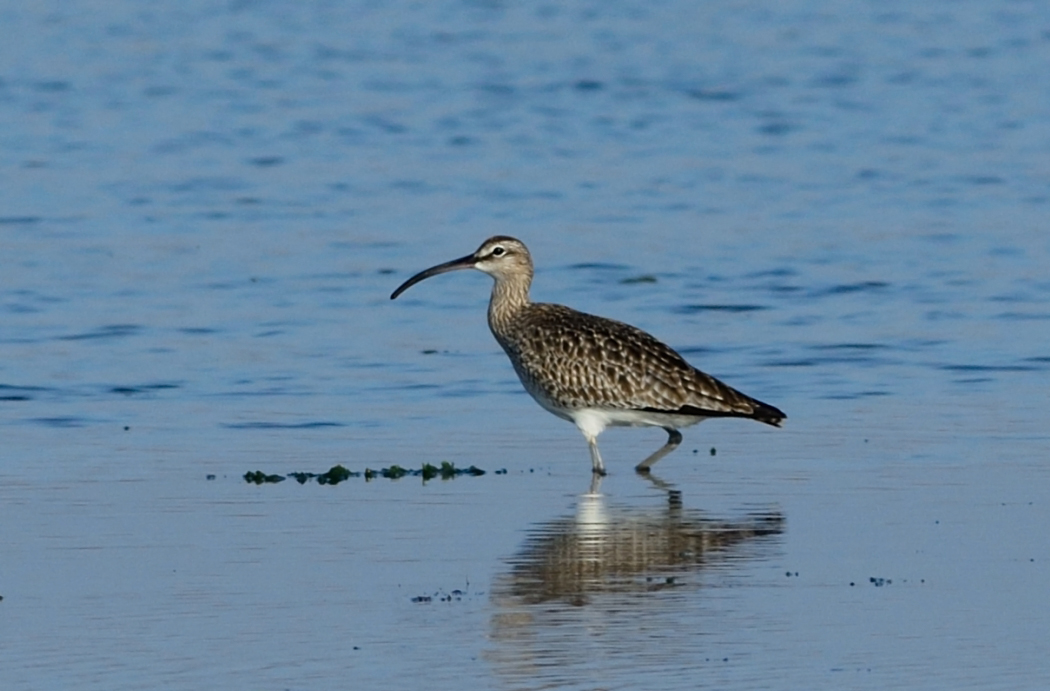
514;369;705;435
568;407;707;437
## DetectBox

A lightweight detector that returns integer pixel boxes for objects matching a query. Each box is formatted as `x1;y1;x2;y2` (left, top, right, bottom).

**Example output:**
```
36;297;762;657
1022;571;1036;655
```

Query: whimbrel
390;236;785;475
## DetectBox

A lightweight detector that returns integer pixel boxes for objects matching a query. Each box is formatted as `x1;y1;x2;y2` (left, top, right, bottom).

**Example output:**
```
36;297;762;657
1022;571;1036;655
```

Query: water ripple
221;421;345;430
675;304;768;314
57;325;141;342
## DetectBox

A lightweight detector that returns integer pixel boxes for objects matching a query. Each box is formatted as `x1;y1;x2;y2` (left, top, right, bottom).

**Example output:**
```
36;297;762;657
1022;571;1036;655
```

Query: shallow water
3;1;1050;689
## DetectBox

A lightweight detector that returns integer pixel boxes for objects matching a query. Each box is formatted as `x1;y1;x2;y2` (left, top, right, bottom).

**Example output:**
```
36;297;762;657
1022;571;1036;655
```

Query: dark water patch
925;309;966;322
805;344;896;365
330;239;400;251
143;85;177;98
168;175;245;193
7;290;64;304
764;359;819;368
248;156;283;167
178;327;219;335
211;385;309;398
960;175;1005;186
922;232;964;245
812;281;890;297
109;383;181;396
206;276;276;290
153;135;234;156
476;82;515;97
685;88;741;102
747;267;798;279
589;212;645;224
283;119;325;138
390;382;443;392
223;421;345;430
757;120;796;136
620;274;658;284
438;384;504;399
574;79;604;92
57;324;141;341
675;346;720;356
810;69;859;88
902;338;950;350
0;216;42;225
820;390;891;400
811;343;890;351
0;384;48;401
33;80;71;92
4;303;42;315
569;262;631;271
30;417;88;428
483;187;563;202
994;311;1050;321
989;293;1029;303
675;304;768;314
313;44;371;62
766;284;804;294
390;179;435;193
363;114;408;134
940;364;1039;373
989;245;1024;258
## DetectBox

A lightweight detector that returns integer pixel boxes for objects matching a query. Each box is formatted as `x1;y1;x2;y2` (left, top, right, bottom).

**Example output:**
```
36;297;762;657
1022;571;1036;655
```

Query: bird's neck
487;274;531;337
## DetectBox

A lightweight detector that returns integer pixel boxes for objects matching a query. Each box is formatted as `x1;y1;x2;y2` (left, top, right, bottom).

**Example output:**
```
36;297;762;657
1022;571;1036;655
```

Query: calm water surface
2;1;1049;689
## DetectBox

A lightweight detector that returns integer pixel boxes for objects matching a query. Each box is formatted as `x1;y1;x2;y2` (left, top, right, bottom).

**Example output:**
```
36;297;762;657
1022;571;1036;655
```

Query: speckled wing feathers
491;303;784;425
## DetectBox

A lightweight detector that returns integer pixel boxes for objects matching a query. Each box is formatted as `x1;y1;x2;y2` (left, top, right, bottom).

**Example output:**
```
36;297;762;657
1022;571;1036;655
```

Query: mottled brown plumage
494;303;782;422
391;236;785;475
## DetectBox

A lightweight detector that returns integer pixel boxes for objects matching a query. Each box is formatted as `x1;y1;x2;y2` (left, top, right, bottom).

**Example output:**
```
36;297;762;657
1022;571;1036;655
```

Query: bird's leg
635;427;682;473
587;472;604;496
587;437;607;476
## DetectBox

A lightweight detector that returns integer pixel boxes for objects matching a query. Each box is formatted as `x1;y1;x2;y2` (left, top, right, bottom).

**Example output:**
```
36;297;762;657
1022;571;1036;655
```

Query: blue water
3;1;1050;689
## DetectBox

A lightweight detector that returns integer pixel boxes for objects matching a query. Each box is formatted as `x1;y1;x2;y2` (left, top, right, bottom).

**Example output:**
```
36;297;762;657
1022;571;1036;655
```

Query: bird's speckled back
488;301;782;424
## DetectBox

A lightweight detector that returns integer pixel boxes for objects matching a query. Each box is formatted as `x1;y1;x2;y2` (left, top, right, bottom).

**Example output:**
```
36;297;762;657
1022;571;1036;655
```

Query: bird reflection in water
486;476;784;683
491;474;784;608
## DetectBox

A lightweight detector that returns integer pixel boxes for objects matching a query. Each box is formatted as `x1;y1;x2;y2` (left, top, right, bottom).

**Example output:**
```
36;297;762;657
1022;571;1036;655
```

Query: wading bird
391;236;784;475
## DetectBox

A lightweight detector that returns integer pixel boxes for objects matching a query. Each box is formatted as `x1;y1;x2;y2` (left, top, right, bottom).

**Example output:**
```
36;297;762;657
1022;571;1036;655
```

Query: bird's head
390;236;533;299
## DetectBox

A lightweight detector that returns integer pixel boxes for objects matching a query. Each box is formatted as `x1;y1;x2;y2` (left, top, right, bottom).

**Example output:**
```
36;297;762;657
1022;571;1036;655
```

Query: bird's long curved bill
390;254;476;300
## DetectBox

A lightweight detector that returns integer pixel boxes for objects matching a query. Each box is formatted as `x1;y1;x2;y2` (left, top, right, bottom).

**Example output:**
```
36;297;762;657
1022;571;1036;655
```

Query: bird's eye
491;246;506;257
